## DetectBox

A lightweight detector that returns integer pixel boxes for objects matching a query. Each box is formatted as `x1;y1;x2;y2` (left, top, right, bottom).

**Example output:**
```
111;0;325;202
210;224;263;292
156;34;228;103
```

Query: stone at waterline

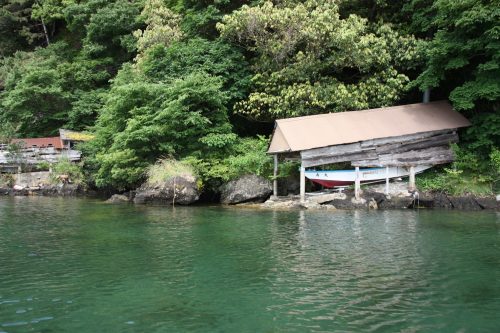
107;194;130;204
448;195;482;210
368;198;378;210
278;175;300;196
134;175;199;205
476;197;498;209
220;174;272;204
40;184;85;196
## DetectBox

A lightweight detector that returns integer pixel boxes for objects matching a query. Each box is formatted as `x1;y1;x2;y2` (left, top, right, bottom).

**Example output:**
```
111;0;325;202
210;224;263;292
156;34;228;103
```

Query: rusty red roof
11;137;63;149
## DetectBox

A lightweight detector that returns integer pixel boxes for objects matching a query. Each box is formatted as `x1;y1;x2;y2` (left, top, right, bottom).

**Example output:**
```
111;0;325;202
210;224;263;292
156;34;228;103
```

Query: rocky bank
2;172;497;211
259;189;499;210
0;184;88;197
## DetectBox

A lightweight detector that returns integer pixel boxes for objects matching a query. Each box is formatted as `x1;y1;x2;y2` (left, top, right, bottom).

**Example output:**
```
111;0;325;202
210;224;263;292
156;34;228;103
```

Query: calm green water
0;197;499;333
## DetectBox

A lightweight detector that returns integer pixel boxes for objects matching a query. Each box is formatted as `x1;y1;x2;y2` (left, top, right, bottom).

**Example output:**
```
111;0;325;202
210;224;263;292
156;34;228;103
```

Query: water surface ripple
0;197;499;332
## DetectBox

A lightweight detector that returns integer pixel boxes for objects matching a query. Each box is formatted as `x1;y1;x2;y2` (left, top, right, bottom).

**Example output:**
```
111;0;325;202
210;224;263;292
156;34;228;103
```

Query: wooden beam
352;145;454;167
301;142;362;159
300;165;306;203
273;154;278;197
375;132;458;154
379;146;453;165
385;166;389;195
409;166;416;191
302;150;377;168
360;129;453;148
355;166;361;200
353;156;454;167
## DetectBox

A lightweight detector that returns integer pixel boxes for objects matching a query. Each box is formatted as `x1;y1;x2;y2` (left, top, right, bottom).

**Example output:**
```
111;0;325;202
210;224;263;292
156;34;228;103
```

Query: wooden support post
355;166;360;200
273;154;278;197
409;166;416;191
423;88;430;103
385;166;390;195
300;165;306;203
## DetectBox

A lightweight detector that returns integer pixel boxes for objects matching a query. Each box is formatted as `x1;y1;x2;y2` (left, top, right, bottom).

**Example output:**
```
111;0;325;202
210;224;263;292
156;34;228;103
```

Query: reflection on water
0;197;499;332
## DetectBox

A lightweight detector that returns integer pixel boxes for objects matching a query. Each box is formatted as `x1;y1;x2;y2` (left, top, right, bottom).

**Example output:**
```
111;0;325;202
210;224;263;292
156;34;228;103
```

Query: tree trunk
41;18;50;46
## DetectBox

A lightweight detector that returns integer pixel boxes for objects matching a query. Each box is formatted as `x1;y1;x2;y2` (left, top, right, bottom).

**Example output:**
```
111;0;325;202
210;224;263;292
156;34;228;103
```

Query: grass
145;158;196;186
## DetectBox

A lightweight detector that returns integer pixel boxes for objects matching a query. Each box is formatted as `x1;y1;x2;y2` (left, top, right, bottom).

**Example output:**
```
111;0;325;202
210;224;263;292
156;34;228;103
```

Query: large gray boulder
220;174;272;204
134;175;199;205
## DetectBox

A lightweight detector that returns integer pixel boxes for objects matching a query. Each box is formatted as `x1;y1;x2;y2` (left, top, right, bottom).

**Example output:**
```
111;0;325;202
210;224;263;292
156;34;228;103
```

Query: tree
405;0;499;156
217;0;420;120
165;0;255;38
139;37;250;107
0;44;71;136
133;0;183;60
0;41;112;135
0;0;46;55
64;0;142;62
89;70;235;189
414;0;499;111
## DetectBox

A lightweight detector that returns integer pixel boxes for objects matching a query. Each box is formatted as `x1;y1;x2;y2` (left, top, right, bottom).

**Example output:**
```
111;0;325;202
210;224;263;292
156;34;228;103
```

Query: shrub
36;161;51;172
50;158;85;185
416;145;499;196
0;173;14;187
182;136;274;191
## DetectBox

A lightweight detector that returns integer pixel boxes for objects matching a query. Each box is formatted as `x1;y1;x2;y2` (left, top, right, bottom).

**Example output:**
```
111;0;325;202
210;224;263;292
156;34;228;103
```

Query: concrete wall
14;171;51;188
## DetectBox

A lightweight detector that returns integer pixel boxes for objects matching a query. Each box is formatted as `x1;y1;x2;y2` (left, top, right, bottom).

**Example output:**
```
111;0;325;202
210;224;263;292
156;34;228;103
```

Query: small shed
59;129;94;149
268;101;471;201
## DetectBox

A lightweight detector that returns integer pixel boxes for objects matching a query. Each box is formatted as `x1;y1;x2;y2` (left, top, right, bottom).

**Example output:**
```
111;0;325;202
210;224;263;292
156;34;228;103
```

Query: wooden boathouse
268;101;471;202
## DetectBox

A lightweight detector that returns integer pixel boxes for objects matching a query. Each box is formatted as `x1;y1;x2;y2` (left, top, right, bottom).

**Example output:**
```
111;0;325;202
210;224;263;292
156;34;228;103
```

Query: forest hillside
0;0;498;195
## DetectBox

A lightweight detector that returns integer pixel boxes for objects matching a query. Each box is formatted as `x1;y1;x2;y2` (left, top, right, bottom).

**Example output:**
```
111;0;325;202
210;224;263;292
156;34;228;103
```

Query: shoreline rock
1;182;497;211
220;174;272;204
0;184;88;197
260;189;499;211
133;175;199;206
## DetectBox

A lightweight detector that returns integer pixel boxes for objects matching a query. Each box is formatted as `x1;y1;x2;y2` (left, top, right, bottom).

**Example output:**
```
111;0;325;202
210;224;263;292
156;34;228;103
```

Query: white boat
305;165;431;188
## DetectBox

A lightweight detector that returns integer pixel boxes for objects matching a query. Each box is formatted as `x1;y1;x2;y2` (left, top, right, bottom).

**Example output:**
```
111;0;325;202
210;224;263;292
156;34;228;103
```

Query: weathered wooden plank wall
352;145;454;167
0;149;81;165
301;130;458;168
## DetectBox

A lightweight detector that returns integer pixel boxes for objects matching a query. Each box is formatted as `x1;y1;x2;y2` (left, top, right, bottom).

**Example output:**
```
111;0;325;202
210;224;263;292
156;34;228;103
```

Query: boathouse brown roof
268;101;471;153
11;137;63;149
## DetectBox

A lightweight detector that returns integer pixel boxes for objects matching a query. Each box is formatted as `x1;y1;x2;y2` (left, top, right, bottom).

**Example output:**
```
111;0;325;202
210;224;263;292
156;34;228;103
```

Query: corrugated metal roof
268;101;471;153
11;137;63;149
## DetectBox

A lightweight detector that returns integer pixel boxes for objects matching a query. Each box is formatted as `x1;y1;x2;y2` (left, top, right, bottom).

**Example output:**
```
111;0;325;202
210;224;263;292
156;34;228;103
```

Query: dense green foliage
218;0;419;119
88;70;234;189
0;0;498;195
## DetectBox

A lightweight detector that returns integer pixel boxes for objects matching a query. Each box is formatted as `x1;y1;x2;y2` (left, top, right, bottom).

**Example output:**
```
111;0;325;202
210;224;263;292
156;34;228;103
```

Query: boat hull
305;165;431;188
